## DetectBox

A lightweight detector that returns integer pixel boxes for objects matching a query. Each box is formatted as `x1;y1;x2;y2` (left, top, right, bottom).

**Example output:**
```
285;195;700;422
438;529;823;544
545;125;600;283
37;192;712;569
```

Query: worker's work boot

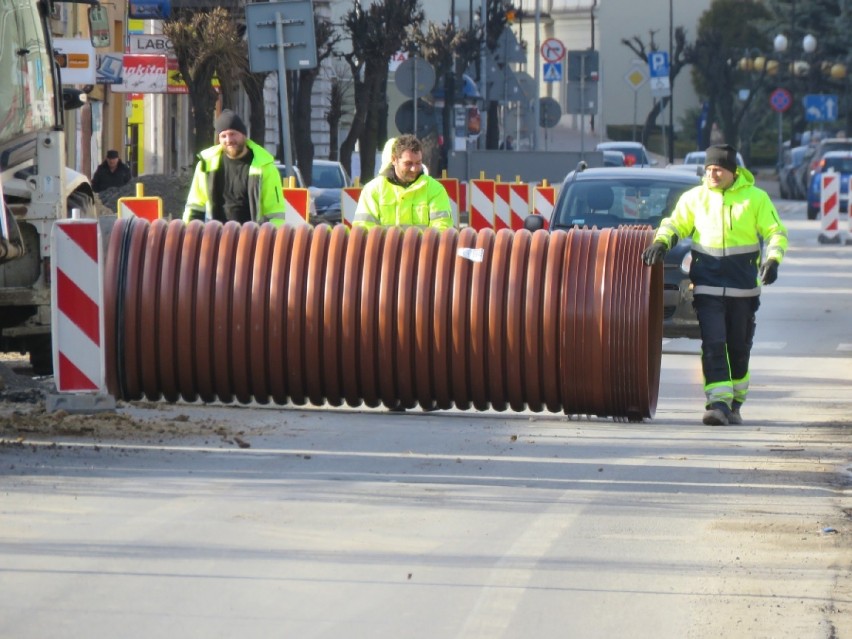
728;402;743;425
702;402;731;426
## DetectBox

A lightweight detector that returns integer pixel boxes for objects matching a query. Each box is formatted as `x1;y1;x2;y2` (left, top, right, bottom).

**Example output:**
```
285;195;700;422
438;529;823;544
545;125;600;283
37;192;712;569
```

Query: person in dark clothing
91;149;131;192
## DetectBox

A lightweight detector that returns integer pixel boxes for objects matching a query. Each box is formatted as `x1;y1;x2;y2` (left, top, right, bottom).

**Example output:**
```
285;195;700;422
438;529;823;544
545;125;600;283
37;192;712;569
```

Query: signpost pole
275;11;294;177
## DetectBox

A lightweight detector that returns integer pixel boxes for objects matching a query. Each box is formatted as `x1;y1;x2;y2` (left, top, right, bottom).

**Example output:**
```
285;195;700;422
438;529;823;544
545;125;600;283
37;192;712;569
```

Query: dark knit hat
704;144;738;173
106;149;119;159
214;110;247;136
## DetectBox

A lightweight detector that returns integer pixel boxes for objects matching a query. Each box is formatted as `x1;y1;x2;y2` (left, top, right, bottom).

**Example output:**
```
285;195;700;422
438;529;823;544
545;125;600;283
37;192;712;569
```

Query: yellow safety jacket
653;167;787;297
183;139;285;226
353;169;452;230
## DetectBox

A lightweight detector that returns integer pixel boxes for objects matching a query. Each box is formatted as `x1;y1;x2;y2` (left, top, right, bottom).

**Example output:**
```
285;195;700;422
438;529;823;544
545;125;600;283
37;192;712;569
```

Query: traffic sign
540;38;566;62
543;62;562;83
648;51;669;78
770;88;792;113
624;65;647;91
804;94;839;122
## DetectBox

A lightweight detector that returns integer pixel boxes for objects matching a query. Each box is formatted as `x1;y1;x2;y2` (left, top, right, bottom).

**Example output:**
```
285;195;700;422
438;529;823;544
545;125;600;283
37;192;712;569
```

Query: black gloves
642;241;668;266
759;258;779;285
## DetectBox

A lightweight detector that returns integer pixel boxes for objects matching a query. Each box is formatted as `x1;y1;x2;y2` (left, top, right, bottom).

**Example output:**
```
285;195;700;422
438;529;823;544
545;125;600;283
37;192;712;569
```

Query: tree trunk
294;68;318;185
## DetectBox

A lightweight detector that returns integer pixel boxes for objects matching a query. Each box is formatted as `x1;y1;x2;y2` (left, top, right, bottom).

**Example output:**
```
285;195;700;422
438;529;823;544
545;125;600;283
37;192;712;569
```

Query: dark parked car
806;150;852;219
524;165;702;339
801;137;852;208
308;159;351;225
778;145;810;201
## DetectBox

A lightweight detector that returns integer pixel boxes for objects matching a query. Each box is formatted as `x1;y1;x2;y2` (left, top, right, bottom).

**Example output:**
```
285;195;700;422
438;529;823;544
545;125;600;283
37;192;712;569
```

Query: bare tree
339;0;423;181
164;8;247;157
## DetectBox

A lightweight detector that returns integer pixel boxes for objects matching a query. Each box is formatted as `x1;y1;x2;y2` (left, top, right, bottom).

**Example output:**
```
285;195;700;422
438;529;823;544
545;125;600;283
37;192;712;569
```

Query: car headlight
679;252;691;275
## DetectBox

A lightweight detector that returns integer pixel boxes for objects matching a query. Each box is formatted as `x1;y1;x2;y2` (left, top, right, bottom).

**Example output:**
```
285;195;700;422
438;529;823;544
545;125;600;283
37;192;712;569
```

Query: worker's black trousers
692;294;760;407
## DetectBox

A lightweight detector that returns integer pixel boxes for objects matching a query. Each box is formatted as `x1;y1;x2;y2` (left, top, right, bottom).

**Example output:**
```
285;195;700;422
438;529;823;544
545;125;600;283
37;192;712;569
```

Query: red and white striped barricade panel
283;186;310;226
509;182;531;230
533;184;556;230
117;195;162;222
469;179;495;231
341;187;362;228
820;172;840;240
494;182;511;231
50;218;105;393
437;177;460;228
622;192;640;221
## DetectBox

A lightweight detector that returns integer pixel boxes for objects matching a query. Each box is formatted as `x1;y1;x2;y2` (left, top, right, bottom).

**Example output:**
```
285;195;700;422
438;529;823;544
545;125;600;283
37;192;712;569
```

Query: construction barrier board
509;183;531;230
283;187;311;226
117;195;162;221
341;186;362;228
469;179;495;232
50;218;106;393
437;177;460;228
533;185;556;229
494;182;511;231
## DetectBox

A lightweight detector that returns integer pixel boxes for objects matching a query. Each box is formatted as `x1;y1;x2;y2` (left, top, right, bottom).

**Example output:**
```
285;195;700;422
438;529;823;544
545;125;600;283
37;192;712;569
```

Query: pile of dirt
96;173;193;220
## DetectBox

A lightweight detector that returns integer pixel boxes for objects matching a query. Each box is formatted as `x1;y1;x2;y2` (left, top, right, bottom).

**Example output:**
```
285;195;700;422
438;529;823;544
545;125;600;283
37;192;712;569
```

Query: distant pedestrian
500;135;514;150
183;109;285;226
91;150;131;192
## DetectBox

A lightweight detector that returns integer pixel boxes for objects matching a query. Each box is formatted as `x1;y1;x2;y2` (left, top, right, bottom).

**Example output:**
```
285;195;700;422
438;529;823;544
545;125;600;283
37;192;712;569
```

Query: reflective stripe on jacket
653;167;787;297
183;139;285;226
353;170;452;230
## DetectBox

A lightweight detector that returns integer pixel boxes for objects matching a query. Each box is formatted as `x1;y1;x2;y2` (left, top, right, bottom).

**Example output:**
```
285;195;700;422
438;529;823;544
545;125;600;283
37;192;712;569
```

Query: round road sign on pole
540;38;566;62
770;88;792;113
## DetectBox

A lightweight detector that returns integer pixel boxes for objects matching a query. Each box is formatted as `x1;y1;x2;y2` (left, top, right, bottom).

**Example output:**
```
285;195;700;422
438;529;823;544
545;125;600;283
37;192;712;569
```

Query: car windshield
823;156;852;173
313;164;345;188
553;179;693;229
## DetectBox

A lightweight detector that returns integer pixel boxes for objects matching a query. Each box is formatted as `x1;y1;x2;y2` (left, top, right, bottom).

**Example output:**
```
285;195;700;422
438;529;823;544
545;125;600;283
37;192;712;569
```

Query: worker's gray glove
759;258;779;285
642;241;668;266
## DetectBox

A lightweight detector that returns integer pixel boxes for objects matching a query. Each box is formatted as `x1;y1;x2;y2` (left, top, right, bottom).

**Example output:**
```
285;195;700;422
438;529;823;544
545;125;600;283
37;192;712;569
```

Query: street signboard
568;50;598;82
648;51;670;98
567;83;597;115
770;88;792;113
624;65;647;91
245;0;317;73
804;94;839;122
543;62;562;83
648;51;669;78
540;38;566;62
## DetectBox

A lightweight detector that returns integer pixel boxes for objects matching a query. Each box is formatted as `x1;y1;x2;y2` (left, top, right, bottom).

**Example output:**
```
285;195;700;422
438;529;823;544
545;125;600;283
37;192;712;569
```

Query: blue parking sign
648;51;669;78
804;94;838;122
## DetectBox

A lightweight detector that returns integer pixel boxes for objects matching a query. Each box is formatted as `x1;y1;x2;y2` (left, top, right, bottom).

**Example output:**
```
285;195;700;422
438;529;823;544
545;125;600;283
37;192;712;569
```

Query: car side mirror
523;214;546;232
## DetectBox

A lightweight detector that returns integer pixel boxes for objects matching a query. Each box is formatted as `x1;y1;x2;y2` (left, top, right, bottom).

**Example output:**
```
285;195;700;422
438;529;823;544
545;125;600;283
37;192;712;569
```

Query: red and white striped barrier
437;177;460;228
494;182;511;231
509;182;530;230
341;186;361;228
117;183;162;221
50;218;106;393
469;178;495;231
622;192;640;220
818;172;840;243
283;185;310;226
533;183;556;229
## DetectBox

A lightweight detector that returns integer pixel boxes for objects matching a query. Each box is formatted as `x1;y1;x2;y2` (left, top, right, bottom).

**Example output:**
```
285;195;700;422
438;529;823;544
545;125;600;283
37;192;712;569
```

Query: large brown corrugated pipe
104;218;662;419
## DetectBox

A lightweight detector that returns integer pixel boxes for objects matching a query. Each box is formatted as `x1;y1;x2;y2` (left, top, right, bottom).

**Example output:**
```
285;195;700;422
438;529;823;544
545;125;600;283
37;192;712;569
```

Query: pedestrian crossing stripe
543;62;562;82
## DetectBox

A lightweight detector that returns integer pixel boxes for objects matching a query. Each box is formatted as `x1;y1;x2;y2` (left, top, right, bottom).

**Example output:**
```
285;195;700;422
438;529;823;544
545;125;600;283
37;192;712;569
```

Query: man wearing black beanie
642;143;788;426
184;109;285;226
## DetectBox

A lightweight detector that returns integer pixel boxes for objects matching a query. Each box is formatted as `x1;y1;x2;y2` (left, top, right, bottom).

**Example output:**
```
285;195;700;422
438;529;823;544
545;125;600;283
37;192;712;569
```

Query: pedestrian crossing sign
543;62;562;83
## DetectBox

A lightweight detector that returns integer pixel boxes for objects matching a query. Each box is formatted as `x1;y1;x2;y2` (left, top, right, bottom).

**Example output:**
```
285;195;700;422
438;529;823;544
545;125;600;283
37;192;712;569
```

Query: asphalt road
1;187;850;638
